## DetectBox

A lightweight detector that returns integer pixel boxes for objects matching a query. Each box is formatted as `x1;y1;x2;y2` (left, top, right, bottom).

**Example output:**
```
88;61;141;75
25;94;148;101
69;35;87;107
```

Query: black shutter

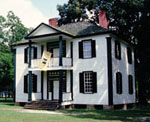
127;47;132;64
49;80;53;92
50;48;53;57
33;74;37;93
120;73;122;94
79;72;84;93
63;40;66;57
24;75;28;93
116;72;122;94
128;75;133;94
115;41;121;60
24;48;28;63
79;41;83;58
92;72;97;93
92;40;96;57
33;47;37;59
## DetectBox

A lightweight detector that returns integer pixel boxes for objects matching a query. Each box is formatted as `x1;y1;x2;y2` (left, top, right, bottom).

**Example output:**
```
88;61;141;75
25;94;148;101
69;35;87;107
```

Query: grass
0;101;150;122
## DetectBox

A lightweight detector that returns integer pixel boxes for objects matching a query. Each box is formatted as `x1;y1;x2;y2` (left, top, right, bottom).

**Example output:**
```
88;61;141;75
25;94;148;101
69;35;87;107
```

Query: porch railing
31;57;72;68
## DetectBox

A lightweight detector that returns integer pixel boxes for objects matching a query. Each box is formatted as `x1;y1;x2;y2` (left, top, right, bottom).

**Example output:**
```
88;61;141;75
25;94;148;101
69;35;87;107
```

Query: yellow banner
39;50;52;71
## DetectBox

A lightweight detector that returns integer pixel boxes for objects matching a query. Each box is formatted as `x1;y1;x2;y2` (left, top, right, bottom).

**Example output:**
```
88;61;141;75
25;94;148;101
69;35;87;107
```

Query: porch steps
24;100;60;110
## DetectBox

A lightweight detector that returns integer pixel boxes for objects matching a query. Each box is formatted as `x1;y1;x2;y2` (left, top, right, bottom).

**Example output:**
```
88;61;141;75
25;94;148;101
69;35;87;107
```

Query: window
115;40;121;59
83;41;92;58
24;74;37;93
127;47;132;64
79;39;96;59
128;75;133;94
79;71;97;94
24;47;37;63
116;72;122;94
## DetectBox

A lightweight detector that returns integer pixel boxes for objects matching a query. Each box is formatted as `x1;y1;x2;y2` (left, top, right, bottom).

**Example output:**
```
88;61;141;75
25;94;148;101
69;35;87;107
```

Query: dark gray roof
58;21;109;36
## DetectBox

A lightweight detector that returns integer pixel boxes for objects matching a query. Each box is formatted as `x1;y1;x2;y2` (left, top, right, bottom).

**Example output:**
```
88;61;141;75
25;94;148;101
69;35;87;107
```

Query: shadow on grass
60;108;150;122
0;98;16;106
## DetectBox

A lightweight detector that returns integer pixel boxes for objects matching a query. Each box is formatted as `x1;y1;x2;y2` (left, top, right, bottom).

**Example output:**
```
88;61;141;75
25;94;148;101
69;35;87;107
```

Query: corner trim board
106;37;113;105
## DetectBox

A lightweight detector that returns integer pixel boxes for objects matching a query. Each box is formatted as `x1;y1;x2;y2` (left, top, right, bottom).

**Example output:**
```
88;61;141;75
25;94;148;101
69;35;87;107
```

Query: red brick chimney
49;18;58;28
99;10;108;29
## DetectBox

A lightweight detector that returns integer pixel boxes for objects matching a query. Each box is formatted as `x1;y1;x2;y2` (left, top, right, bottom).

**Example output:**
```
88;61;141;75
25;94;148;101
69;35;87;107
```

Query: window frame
83;40;92;59
79;39;96;59
24;74;38;93
79;71;97;94
24;46;37;63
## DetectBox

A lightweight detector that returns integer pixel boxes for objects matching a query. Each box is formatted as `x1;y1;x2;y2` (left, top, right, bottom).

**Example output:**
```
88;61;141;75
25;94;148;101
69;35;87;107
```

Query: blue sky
0;0;68;27
28;0;69;18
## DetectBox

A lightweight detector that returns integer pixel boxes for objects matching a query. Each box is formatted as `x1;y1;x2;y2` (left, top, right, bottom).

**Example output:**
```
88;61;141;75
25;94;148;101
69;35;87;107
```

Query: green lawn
0;101;150;122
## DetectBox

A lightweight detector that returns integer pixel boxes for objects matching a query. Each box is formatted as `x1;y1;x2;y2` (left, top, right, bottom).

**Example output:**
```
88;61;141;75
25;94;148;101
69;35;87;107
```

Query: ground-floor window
79;71;97;94
24;74;37;93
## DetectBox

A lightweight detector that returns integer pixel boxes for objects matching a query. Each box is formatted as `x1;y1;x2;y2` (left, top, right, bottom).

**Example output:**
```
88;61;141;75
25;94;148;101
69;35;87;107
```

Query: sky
0;0;68;28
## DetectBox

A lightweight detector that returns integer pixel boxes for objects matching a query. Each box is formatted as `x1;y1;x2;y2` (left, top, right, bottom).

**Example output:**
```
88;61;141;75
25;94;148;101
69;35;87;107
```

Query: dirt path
0;108;63;115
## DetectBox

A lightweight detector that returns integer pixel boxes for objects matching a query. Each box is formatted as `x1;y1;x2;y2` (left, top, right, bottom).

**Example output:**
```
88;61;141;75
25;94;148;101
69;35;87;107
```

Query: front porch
25;24;74;106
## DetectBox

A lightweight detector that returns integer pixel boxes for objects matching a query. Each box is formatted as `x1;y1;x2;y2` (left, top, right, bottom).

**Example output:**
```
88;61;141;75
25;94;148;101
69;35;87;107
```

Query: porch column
59;36;63;66
28;40;32;102
59;70;63;104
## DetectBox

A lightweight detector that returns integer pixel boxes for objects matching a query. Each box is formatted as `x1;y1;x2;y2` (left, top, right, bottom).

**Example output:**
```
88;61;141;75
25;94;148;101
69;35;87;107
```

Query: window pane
84;72;93;93
83;41;92;58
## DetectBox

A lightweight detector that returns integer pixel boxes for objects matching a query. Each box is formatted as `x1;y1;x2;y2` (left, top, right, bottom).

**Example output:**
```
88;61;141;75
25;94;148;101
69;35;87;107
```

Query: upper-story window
79;39;96;59
115;40;121;60
83;41;92;58
79;71;97;94
127;47;132;64
24;47;37;63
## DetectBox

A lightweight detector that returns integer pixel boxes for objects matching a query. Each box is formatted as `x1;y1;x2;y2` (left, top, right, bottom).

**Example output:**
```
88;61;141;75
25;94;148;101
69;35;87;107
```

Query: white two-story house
13;19;135;110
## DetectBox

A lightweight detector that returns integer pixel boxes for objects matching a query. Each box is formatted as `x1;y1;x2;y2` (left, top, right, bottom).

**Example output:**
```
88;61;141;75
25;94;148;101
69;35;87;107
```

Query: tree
0;11;30;94
57;0;150;104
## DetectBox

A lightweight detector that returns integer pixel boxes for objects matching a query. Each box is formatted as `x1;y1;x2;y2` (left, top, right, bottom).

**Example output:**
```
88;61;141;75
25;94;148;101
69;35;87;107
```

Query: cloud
0;0;49;28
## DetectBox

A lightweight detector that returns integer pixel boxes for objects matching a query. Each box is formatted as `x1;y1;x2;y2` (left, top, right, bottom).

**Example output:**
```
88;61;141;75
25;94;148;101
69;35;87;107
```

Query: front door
53;81;59;100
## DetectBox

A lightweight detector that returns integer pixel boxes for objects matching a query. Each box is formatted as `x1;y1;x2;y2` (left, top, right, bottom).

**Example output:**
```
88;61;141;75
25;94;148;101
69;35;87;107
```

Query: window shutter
63;41;66;57
93;72;97;93
79;41;83;58
116;72;122;94
120;73;122;94
115;41;121;60
92;40;96;57
33;74;37;93
49;80;53;92
128;75;133;94
24;48;28;63
33;47;37;59
127;47;132;64
79;72;84;93
24;75;28;93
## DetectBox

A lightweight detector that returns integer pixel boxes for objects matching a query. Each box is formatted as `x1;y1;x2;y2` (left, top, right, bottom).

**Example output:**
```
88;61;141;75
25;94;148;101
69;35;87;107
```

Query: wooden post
28;40;32;102
59;36;63;66
59;70;63;104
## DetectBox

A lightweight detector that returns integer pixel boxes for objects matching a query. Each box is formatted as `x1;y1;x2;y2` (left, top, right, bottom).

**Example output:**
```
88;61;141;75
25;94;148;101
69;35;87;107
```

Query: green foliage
0;11;30;92
0;43;13;91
